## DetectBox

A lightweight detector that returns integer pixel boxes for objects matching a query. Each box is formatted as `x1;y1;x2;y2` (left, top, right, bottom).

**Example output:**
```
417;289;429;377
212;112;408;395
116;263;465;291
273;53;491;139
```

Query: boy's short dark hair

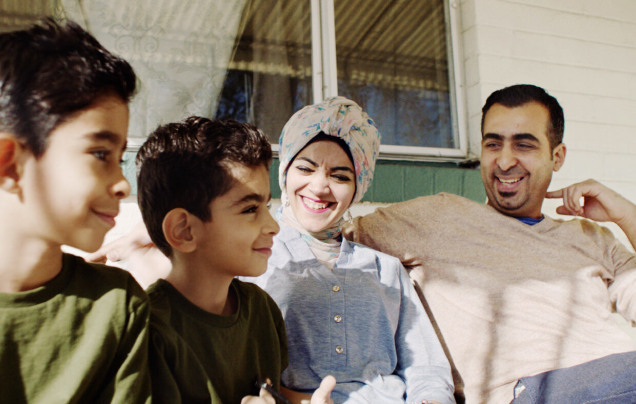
137;117;272;257
0;18;136;157
481;84;564;150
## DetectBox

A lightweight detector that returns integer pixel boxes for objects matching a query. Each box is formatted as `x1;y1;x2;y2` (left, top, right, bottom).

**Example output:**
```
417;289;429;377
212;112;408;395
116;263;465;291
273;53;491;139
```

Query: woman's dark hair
0;18;137;156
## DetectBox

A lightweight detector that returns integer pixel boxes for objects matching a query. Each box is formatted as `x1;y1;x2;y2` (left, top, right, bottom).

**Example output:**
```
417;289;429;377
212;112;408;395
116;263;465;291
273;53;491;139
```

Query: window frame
126;0;468;161
314;0;468;161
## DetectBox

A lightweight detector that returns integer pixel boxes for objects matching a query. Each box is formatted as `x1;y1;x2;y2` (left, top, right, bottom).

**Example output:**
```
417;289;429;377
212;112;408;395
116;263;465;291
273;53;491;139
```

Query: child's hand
310;375;336;404
280;375;336;404
240;388;276;404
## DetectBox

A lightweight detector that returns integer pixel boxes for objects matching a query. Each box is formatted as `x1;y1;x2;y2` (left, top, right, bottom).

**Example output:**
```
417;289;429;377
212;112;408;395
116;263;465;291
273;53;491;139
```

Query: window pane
214;0;313;144
0;0;52;32
1;0;312;144
334;0;455;149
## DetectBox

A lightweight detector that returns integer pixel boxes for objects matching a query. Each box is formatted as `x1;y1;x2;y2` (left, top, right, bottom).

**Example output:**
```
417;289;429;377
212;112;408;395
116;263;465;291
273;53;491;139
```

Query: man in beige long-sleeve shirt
345;84;636;404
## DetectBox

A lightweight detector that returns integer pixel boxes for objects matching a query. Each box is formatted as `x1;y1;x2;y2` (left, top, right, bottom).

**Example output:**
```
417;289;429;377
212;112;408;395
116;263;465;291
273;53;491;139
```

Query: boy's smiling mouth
253;245;273;255
92;209;118;227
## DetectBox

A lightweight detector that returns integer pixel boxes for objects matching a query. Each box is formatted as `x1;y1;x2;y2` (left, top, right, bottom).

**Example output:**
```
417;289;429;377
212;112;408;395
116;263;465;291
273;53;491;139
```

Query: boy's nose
111;170;131;199
263;209;280;236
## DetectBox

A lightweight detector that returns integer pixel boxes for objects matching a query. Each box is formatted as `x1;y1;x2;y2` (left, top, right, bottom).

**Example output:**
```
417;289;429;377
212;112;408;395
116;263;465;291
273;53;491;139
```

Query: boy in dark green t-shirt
136;117;335;403
0;20;151;403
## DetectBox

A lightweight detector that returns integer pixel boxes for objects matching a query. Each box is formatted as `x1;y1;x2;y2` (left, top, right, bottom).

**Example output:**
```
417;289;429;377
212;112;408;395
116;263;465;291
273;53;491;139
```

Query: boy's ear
0;134;24;193
162;208;197;253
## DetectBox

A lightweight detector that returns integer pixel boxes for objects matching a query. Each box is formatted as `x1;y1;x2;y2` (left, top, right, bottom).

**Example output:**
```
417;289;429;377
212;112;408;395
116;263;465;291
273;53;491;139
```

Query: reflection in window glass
215;0;313;144
334;0;455;149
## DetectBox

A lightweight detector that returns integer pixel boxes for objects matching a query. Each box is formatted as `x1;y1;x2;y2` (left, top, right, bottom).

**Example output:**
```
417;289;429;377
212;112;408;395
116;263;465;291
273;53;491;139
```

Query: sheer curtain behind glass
53;0;311;142
57;0;246;140
334;0;454;149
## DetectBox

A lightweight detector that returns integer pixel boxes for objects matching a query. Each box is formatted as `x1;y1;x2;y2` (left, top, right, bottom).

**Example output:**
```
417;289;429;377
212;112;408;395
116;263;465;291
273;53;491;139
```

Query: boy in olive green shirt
0;19;151;403
136;117;335;403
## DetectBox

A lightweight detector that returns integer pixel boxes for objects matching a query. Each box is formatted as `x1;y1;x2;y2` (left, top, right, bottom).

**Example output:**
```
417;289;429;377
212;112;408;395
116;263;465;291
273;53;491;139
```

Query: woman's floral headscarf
278;96;381;205
276;96;381;269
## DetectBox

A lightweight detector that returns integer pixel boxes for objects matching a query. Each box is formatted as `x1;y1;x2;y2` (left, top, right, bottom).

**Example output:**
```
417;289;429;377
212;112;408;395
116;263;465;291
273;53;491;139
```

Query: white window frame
127;0;467;161
313;0;468;162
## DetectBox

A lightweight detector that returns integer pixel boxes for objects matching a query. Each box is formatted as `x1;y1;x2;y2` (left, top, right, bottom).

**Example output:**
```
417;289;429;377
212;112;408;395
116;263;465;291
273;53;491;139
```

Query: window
333;0;464;157
0;0;466;159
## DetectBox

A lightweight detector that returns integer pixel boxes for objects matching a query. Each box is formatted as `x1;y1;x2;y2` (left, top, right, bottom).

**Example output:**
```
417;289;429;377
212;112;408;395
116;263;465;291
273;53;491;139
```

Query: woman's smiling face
285;139;356;233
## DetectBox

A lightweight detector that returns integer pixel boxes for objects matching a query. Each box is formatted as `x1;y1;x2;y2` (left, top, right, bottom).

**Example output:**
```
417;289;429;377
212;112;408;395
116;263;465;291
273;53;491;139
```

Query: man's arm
546;179;636;250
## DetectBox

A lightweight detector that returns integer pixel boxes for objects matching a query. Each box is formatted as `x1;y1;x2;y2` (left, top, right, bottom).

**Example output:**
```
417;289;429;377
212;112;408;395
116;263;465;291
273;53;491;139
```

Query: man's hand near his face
546;179;636;249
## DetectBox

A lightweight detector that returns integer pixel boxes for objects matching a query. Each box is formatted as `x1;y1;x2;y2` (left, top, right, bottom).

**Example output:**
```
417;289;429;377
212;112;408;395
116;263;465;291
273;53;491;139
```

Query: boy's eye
91;150;109;161
242;205;258;214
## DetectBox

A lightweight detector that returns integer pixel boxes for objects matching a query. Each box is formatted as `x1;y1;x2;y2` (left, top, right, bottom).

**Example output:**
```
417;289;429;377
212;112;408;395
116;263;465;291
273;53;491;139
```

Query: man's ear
552;143;566;172
162;208;197;253
0;134;24;193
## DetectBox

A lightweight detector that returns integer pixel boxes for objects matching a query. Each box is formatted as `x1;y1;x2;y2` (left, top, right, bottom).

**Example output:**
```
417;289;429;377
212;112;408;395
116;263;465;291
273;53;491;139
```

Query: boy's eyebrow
231;192;267;206
85;130;122;143
85;131;128;153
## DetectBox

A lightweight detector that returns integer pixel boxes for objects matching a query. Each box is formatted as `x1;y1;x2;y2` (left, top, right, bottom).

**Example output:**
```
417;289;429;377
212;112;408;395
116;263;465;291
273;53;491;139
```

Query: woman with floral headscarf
249;97;455;404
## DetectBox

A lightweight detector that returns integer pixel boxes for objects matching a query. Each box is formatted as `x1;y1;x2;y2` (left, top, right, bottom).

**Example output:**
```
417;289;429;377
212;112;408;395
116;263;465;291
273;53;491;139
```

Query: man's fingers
565;186;583;215
555;206;574;216
545;186;584;216
545;189;563;199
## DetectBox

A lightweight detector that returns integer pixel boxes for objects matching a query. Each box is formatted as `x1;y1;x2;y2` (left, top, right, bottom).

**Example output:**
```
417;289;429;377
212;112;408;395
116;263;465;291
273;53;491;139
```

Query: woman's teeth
303;197;329;210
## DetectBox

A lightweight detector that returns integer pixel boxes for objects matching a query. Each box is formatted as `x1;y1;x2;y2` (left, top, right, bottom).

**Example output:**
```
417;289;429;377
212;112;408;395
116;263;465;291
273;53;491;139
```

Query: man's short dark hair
0;18;136;157
137;117;273;257
481;84;564;150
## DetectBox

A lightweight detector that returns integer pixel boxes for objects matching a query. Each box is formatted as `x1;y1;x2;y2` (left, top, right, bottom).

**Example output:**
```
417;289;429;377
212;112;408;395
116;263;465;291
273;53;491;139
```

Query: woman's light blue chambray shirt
244;226;455;404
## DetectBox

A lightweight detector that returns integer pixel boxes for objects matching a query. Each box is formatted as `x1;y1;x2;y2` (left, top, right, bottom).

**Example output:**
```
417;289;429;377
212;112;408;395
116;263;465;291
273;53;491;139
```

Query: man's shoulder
545;215;625;245
368;192;482;219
